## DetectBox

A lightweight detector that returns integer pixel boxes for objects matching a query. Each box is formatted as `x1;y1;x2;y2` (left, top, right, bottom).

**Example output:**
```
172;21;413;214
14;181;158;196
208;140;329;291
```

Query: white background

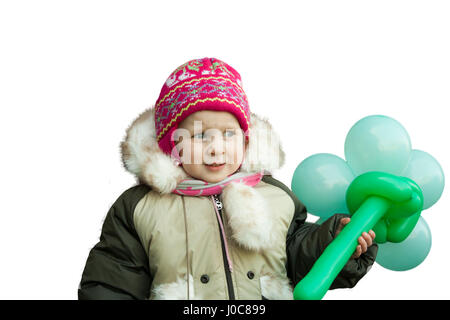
0;0;448;300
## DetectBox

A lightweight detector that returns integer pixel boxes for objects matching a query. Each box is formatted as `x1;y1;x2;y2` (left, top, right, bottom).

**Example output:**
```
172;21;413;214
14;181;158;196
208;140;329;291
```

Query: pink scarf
171;170;267;196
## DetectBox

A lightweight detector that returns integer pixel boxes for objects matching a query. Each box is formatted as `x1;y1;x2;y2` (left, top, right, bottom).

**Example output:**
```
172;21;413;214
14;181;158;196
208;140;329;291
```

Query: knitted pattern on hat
154;57;251;156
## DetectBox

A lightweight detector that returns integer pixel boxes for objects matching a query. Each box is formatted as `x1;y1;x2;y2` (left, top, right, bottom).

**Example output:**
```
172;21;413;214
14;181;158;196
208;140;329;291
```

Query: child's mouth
205;163;225;171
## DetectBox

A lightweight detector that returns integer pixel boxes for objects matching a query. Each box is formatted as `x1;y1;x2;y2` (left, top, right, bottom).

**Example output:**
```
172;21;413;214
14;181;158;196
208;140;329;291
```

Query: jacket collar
120;106;286;251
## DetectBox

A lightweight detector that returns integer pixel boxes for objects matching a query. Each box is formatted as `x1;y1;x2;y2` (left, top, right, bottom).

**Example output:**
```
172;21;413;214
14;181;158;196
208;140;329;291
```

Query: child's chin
201;169;229;183
202;174;227;183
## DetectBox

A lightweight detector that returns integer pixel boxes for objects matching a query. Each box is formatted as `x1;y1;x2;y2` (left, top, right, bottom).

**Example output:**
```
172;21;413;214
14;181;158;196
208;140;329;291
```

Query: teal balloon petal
345;115;412;176
376;216;432;271
402;149;445;210
291;153;354;219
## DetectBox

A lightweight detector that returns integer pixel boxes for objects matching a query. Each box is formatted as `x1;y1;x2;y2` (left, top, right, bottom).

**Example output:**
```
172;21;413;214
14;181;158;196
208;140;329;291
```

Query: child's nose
210;144;225;156
207;136;226;156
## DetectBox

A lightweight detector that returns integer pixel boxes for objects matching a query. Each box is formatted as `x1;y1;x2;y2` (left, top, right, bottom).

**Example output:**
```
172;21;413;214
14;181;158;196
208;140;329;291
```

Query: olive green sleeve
286;213;378;289
78;184;152;300
262;175;377;290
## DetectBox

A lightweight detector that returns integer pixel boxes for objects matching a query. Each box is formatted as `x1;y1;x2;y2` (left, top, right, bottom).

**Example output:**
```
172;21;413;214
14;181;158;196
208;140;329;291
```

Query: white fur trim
240;112;285;174
151;274;202;300
221;181;275;251
260;274;293;300
120;107;188;193
120;107;285;192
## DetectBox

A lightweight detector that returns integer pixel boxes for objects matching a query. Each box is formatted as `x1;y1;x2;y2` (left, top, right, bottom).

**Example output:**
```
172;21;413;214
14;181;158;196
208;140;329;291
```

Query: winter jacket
78;107;377;300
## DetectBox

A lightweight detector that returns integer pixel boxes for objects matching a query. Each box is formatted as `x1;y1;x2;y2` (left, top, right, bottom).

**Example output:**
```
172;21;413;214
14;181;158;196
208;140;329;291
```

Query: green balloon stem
293;196;391;300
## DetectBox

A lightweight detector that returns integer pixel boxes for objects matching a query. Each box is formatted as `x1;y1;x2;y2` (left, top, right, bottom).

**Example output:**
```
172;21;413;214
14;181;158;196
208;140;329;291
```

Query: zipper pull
213;194;223;210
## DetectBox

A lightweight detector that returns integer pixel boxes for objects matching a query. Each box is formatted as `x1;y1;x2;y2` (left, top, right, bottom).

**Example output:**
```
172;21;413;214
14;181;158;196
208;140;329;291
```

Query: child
78;57;377;300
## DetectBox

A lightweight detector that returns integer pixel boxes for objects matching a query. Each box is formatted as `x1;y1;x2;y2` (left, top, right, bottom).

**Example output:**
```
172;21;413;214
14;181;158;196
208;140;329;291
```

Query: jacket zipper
211;194;235;300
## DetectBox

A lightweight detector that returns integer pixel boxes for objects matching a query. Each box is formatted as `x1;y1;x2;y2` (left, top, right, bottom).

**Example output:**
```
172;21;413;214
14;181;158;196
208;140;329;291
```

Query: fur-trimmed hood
120;106;287;253
117;107;294;298
120;106;286;193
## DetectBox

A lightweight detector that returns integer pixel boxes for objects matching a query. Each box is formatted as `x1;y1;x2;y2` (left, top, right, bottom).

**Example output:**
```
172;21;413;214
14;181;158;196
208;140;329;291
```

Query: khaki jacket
78;107;377;300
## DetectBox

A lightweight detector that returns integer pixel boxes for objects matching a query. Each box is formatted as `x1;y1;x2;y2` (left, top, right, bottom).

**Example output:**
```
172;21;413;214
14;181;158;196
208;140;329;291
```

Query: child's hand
336;217;376;259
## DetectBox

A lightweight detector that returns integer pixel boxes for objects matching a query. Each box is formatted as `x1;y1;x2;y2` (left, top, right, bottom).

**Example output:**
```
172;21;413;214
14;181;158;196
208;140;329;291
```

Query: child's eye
224;130;235;137
193;130;235;140
192;132;204;139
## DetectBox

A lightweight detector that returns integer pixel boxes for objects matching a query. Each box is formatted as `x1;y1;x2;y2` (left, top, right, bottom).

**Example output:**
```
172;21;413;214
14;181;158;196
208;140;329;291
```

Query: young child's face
174;110;247;183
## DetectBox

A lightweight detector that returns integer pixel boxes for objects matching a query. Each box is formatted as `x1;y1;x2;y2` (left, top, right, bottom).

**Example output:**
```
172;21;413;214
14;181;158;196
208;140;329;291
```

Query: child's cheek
191;141;205;164
226;138;244;165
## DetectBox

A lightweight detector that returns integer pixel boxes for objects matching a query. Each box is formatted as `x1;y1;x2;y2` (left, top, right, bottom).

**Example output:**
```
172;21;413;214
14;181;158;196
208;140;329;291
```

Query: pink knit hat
154;57;251;160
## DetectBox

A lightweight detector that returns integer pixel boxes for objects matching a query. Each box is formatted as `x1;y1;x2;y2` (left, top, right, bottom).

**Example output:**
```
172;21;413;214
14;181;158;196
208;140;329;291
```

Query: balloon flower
291;115;444;300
